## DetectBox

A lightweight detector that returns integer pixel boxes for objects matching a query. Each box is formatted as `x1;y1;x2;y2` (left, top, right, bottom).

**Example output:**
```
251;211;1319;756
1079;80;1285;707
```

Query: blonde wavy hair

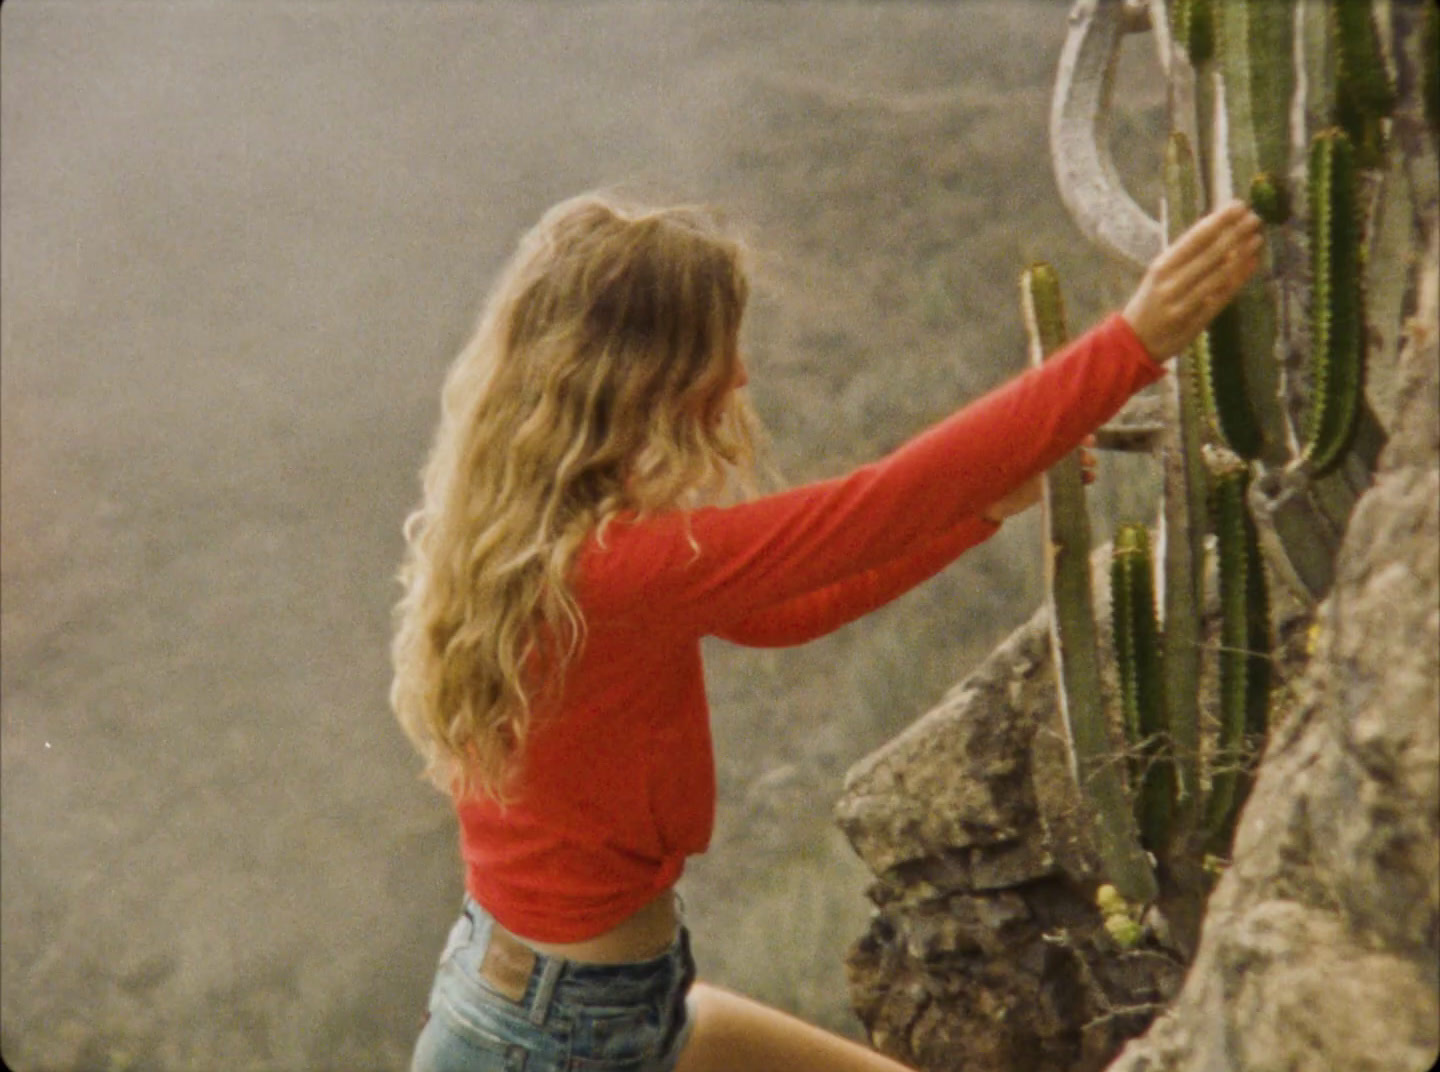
390;192;763;801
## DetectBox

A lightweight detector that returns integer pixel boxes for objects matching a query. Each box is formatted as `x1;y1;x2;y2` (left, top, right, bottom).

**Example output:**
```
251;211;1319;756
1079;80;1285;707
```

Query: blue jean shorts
410;895;698;1072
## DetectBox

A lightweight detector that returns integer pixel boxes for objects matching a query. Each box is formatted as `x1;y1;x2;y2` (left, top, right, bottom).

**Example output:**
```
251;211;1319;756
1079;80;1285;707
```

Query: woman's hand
983;205;1261;524
983;438;1098;522
1123;200;1265;362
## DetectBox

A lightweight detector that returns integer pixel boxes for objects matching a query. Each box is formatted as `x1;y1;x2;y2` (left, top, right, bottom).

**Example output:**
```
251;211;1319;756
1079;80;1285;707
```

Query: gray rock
837;568;1192;1072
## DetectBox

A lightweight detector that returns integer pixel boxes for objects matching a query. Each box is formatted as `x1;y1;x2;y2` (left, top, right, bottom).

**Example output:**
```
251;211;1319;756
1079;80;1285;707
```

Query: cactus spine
1304;128;1365;474
1023;262;1156;904
1112;524;1172;854
1203;450;1272;851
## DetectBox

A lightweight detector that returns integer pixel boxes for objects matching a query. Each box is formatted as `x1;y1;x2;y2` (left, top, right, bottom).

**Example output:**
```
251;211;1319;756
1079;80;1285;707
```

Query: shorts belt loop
528;955;563;1026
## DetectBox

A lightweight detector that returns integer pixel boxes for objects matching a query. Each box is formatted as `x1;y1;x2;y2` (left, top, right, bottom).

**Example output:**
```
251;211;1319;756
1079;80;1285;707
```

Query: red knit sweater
457;313;1163;942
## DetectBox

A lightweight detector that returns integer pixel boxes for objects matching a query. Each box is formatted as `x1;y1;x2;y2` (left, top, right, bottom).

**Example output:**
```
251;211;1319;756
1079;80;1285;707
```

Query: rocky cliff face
836;217;1438;1071
836;593;1188;1072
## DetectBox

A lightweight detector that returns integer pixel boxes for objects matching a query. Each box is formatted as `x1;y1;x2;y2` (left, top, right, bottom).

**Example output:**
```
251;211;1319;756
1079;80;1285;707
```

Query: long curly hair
390;192;762;801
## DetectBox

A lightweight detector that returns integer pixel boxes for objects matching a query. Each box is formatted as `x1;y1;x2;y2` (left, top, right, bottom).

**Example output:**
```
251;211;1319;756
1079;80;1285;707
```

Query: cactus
1170;0;1216;67
1218;0;1295;202
1213;0;1293;469
1024;262;1069;357
1198;301;1264;459
1161;131;1208;825
1023;262;1157;905
1112;524;1173;855
1111;524;1161;757
1304;128;1366;475
1333;0;1397;168
1203;450;1272;853
1034;0;1427;967
1248;171;1291;226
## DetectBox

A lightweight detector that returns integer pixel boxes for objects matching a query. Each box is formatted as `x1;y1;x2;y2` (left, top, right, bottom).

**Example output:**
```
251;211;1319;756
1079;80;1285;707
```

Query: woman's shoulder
573;510;696;602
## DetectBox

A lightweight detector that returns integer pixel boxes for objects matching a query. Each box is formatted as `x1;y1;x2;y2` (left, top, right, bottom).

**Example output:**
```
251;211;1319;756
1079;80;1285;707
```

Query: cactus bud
1248;171;1291;225
1104;914;1144;948
1096;884;1126;915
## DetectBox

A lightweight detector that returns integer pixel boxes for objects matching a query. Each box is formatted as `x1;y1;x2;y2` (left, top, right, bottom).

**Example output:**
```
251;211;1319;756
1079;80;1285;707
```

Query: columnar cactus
1169;0;1215;67
1333;0;1398;167
1218;0;1295;207
1201;448;1272;851
1036;0;1420;932
1212;0;1293;469
1160;130;1208;822
1304;128;1366;474
1112;524;1173;855
1199;301;1263;459
1023;262;1157;904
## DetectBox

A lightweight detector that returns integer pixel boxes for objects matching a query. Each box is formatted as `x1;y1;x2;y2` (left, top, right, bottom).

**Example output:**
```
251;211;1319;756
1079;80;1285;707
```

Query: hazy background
1;2;1164;1068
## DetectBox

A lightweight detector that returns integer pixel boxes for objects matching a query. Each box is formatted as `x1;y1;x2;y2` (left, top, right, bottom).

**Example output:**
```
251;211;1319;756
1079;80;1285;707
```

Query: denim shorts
410;895;698;1072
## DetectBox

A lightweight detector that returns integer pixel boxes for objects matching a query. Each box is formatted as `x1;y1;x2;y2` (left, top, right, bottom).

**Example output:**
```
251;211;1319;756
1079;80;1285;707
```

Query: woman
393;192;1263;1072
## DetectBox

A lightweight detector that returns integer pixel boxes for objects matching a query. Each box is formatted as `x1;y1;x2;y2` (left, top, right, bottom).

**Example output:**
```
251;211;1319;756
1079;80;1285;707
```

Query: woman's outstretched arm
710;514;1000;647
578;202;1263;639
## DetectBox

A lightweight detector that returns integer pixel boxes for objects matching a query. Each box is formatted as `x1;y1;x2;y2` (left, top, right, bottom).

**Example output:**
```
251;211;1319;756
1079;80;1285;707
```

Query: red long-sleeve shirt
457;313;1163;942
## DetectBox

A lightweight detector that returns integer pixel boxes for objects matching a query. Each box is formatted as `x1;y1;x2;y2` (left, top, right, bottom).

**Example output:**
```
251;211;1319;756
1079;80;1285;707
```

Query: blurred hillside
1;2;1165;1067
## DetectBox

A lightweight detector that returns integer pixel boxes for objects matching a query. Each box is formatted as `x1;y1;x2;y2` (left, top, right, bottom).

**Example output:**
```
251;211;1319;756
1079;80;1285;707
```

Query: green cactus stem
1199;301;1264;460
1203;449;1272;854
1304;128;1366;475
1218;0;1295;193
1112;525;1158;758
1171;0;1216;67
1022;263;1157;904
1248;171;1291;226
1161;131;1207;823
1112;524;1173;855
1333;0;1397;168
1024;262;1068;356
1213;0;1292;468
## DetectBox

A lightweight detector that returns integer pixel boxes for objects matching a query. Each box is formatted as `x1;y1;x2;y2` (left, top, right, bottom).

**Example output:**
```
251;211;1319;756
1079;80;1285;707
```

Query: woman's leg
674;981;917;1072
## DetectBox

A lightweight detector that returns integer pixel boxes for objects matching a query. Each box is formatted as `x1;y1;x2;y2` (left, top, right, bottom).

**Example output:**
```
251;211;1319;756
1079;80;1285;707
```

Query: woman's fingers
1180;239;1261;329
1123;200;1266;359
1169;208;1264;297
1165;200;1255;276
